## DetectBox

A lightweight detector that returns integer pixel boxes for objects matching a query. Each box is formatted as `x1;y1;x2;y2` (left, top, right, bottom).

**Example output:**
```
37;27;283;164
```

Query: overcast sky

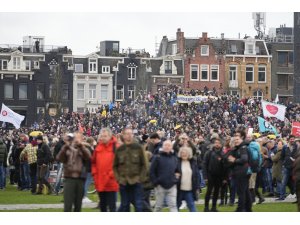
0;12;293;56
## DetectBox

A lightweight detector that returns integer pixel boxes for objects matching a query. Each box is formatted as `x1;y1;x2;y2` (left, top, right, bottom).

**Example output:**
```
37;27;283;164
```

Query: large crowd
0;85;300;212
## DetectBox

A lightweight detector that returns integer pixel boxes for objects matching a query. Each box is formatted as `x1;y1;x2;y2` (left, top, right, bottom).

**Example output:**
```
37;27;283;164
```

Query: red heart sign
266;105;278;115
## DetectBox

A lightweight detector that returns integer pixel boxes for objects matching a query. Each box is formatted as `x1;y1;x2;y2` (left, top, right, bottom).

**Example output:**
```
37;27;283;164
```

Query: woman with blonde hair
177;146;200;212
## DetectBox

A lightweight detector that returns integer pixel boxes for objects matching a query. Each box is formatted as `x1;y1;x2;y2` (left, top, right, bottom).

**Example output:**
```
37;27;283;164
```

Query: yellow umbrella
29;131;43;137
149;119;157;124
267;134;276;140
175;125;182;130
252;133;261;138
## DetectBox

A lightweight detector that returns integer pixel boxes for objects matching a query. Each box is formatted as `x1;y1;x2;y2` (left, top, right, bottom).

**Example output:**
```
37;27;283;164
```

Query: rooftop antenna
252;12;266;39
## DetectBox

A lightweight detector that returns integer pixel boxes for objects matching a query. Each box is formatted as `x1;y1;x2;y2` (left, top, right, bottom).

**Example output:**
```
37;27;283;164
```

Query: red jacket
91;137;119;192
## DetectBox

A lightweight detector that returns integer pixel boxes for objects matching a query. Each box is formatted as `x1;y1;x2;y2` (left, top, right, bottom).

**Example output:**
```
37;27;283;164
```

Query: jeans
199;169;206;188
98;191;117;212
235;175;252;212
119;183;143;212
29;163;37;193
20;162;31;189
55;163;63;193
154;185;178;212
229;177;237;204
37;165;51;193
142;189;152;212
281;167;295;198
83;172;93;197
177;190;197;212
0;162;6;189
262;167;273;193
64;178;85;212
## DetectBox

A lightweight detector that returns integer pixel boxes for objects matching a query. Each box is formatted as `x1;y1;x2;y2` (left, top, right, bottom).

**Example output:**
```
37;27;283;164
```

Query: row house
141;55;184;93
71;53;119;113
294;12;300;103
0;38;73;126
225;38;272;99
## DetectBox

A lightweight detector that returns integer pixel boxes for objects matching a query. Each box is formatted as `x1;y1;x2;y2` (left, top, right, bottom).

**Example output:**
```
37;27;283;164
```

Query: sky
0;12;293;56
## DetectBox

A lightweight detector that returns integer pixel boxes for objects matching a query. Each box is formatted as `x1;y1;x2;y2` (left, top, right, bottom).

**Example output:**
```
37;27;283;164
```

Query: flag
291;122;300;137
261;100;286;121
0;103;25;129
257;116;278;135
274;94;279;103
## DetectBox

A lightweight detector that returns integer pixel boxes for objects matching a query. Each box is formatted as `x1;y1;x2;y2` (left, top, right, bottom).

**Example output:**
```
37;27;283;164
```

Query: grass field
0;184;298;212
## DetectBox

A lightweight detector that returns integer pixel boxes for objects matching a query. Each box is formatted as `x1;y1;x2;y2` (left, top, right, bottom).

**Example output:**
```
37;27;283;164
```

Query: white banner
261;100;286;121
0;103;25;129
177;95;215;104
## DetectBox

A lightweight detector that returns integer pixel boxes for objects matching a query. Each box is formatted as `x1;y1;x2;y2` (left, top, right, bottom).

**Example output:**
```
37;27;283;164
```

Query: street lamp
112;66;118;102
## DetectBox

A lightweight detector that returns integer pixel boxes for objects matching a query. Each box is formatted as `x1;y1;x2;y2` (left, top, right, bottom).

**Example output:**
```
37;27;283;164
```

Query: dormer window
89;58;97;73
12;57;21;70
244;39;256;55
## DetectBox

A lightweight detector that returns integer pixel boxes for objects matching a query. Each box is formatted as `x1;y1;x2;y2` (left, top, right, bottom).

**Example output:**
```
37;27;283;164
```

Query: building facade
0;41;73;126
225;38;272;100
294;12;300;103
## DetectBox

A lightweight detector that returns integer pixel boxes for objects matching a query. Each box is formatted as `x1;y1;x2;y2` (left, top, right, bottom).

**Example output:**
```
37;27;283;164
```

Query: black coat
203;148;225;180
231;142;249;178
37;143;52;166
177;159;200;201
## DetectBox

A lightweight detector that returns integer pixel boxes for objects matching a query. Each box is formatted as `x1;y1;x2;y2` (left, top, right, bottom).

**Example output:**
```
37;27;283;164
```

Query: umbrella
149;120;157;124
175;125;182;130
29;131;43;137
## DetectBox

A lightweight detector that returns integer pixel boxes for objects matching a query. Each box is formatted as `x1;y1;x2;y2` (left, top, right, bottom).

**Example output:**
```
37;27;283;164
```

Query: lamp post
113;66;118;102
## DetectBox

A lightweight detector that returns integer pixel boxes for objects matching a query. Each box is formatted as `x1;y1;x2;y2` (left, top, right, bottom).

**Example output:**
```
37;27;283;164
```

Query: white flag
261;100;286;121
0;103;25;129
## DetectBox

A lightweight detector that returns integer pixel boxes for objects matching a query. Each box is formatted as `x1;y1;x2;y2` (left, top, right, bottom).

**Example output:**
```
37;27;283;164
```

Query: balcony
229;80;238;88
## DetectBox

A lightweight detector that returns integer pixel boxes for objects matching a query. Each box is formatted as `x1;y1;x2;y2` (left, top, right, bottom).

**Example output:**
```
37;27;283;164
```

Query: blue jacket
150;151;179;189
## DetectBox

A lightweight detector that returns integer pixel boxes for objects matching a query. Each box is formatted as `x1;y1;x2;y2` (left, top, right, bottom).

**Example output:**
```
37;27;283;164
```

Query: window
33;61;39;69
172;44;177;55
113;43;119;51
77;84;85;100
190;65;199;80
62;84;69;100
164;61;172;74
116;85;124;100
49;65;57;77
253;90;263;100
12;57;21;70
128;67;136;80
231;44;237;54
36;83;44;100
230;90;239;96
101;85;108;100
77;107;85;113
277;74;289;90
246;44;254;54
245;65;254;83
278;51;294;67
1;60;8;70
89;84;96;99
89;58;97;73
128;85;135;99
258;65;266;83
210;65;219;81
19;83;28;99
229;66;237;81
4;83;13;99
201;45;209;56
102;66;110;73
25;61;31;71
200;64;209;81
75;64;83;73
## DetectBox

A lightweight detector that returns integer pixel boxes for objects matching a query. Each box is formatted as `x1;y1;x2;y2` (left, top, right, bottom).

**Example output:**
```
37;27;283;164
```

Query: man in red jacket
92;128;119;212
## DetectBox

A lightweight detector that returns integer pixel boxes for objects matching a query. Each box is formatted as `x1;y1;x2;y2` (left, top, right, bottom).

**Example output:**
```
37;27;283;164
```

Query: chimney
221;33;224;39
202;32;208;41
176;28;185;55
160;36;169;56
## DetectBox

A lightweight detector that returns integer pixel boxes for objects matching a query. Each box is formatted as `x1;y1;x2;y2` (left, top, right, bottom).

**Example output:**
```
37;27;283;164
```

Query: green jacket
272;148;283;181
113;142;147;185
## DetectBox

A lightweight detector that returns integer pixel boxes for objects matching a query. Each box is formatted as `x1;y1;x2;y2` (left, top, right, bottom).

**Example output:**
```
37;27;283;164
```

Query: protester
56;132;91;212
150;140;179;212
272;139;284;200
92;128;119;212
113;128;147;212
177;146;199;212
0;138;7;190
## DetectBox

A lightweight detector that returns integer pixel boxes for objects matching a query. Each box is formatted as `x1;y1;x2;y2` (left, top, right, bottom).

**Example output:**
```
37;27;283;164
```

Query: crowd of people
0;85;300;212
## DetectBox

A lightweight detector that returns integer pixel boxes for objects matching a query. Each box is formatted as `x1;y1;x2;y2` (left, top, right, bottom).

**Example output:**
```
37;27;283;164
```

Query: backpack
247;141;262;173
